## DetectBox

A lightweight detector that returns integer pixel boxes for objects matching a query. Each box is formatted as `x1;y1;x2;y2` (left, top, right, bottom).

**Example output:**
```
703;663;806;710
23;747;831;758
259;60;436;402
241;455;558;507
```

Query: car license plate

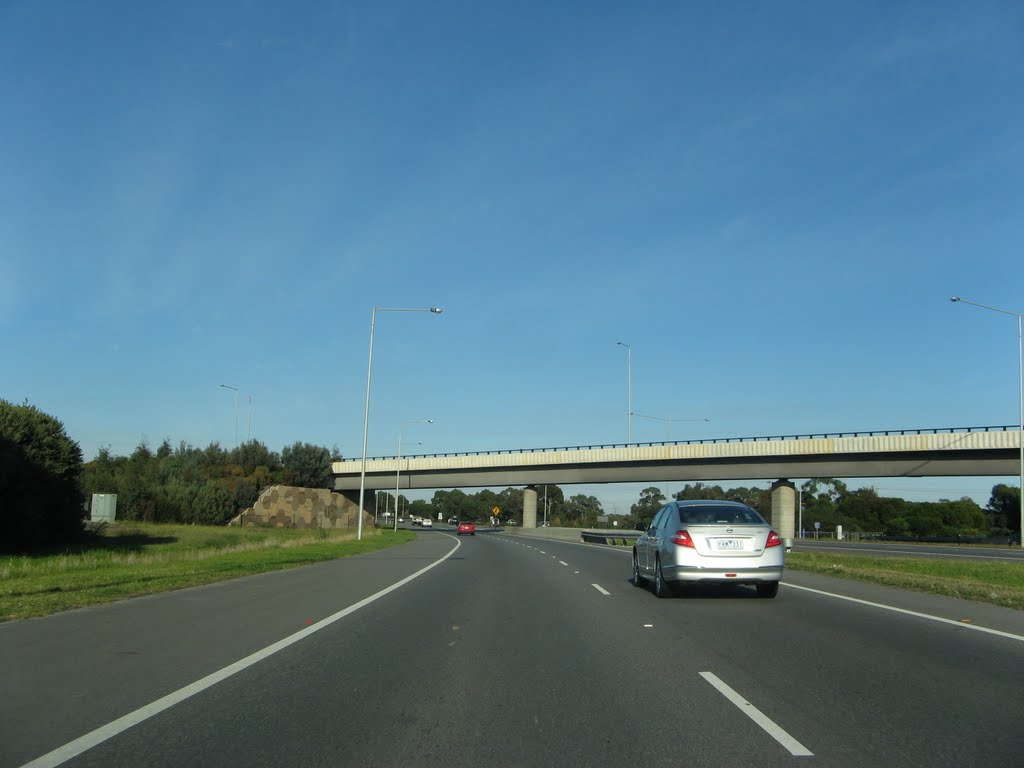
716;539;743;551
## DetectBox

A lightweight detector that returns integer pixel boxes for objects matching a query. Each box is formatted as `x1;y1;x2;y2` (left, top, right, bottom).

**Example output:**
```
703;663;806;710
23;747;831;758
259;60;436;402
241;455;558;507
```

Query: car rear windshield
678;505;766;525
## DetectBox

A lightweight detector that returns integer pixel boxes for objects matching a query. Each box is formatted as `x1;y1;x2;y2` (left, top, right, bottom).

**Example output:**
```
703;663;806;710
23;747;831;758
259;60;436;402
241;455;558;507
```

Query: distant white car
421;518;433;528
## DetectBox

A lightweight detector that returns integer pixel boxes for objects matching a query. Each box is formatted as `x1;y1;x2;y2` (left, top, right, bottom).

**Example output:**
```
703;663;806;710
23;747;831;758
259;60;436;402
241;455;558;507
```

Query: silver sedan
632;500;784;598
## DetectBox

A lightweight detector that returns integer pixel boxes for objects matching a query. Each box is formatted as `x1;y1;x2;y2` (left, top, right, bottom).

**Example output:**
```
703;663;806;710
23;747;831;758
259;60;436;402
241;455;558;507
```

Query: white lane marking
784;583;1024;643
700;671;813;757
591;584;610;595
558;561;568;566
643;624;654;628
539;550;547;554
20;538;463;768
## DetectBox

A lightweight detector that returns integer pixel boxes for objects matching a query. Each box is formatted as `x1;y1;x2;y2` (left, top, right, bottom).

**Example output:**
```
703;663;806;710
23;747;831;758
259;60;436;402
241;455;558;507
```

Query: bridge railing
347;425;1018;462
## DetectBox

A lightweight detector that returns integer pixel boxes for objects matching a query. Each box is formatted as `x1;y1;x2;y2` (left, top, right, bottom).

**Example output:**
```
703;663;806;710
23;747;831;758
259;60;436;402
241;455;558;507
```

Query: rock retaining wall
231;485;372;529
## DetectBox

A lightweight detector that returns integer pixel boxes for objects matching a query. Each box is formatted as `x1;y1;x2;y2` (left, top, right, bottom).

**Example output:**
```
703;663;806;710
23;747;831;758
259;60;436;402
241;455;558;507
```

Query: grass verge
0;523;416;622
786;551;1024;610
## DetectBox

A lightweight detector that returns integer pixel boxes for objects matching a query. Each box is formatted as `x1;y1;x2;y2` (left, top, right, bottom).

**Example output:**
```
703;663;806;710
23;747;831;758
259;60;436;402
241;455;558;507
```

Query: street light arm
950;296;1023;319
631;413;711;423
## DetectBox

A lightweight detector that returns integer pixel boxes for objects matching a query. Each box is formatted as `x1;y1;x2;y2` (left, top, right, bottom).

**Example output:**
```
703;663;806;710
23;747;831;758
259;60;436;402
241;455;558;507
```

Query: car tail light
766;530;782;548
672;530;695;548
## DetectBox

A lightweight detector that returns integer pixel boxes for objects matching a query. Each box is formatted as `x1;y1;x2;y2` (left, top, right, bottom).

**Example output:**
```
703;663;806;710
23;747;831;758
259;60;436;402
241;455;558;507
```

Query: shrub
0;400;85;552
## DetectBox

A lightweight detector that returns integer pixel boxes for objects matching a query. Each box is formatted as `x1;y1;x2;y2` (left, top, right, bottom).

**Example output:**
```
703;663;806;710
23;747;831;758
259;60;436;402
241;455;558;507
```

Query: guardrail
858;534;1021;546
580;530;642;546
353;424;1018;461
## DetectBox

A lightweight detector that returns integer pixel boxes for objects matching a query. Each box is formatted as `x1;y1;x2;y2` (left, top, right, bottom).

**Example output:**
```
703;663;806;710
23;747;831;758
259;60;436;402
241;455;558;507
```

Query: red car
457;521;476;536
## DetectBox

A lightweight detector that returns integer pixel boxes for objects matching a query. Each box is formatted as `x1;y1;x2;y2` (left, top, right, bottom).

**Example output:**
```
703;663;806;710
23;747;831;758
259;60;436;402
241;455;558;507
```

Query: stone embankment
230;485;372;529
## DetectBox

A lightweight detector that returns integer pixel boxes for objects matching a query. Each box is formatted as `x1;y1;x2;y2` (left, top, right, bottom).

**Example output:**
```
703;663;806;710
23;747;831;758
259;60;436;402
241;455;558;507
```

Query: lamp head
950;297;961;303
430;307;443;314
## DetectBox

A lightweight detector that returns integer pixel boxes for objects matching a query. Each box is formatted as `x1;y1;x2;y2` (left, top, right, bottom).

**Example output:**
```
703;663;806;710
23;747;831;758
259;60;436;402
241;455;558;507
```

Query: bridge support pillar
770;480;796;545
523;485;538;528
340;489;374;517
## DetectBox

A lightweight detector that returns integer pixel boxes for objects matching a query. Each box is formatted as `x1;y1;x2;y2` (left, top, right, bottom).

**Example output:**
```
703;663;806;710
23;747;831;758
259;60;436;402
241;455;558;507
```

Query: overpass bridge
331;425;1021;540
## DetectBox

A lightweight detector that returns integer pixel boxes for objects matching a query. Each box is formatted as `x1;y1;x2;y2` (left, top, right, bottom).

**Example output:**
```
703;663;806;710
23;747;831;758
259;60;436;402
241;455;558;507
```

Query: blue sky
2;1;1022;513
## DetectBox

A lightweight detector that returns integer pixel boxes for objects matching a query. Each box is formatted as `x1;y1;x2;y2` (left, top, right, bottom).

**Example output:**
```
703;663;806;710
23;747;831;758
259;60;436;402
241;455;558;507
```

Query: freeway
3;529;1024;767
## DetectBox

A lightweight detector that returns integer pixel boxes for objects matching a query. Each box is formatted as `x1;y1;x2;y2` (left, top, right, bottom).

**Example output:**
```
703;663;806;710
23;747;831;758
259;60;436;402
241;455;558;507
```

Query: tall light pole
616;341;632;443
357;306;443;541
395;419;433;531
951;296;1024;548
219;384;239;448
247;394;253;442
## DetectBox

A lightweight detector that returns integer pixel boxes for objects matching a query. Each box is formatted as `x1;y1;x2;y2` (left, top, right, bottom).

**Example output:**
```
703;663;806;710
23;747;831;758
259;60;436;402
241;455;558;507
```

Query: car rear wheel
757;581;779;599
653;558;672;598
632;552;646;587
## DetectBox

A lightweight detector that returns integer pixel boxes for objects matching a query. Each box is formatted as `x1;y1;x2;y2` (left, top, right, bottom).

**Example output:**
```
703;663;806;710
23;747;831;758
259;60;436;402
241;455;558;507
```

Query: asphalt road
3;528;1024;767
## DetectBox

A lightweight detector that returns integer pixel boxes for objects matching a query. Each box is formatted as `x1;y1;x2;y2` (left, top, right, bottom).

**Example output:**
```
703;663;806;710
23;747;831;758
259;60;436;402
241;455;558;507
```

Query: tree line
0;398;342;552
628;479;1021;539
81;438;339;526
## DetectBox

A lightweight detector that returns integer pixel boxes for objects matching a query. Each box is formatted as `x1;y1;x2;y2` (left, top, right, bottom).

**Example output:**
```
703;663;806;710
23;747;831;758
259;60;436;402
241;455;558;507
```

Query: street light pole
219;384;239;448
247;394;253;442
616;341;632;443
951;296;1024;548
357;306;443;541
395;419;432;532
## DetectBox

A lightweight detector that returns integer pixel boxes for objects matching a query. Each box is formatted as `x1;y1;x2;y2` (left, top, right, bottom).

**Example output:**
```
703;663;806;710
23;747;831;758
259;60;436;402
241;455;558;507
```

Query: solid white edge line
784;583;1024;643
19;536;463;768
699;671;813;757
558;561;568;566
591;584;610;595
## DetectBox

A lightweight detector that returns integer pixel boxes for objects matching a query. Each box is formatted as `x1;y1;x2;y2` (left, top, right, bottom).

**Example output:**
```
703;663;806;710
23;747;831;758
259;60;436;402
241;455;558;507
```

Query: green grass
786;551;1024;610
0;523;416;622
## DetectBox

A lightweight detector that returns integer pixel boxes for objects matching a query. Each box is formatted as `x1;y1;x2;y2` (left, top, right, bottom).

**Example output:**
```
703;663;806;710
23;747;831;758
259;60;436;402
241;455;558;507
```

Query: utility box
836;524;844;541
91;493;117;522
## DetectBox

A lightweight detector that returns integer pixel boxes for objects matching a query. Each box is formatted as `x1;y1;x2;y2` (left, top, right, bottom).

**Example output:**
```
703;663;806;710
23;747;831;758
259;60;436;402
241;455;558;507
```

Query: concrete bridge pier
770;480;796;547
340;489;375;517
523;485;538;528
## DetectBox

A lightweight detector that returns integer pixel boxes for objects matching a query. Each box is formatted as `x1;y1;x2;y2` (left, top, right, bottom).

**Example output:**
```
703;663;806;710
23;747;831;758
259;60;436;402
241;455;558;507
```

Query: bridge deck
331;426;1021;491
